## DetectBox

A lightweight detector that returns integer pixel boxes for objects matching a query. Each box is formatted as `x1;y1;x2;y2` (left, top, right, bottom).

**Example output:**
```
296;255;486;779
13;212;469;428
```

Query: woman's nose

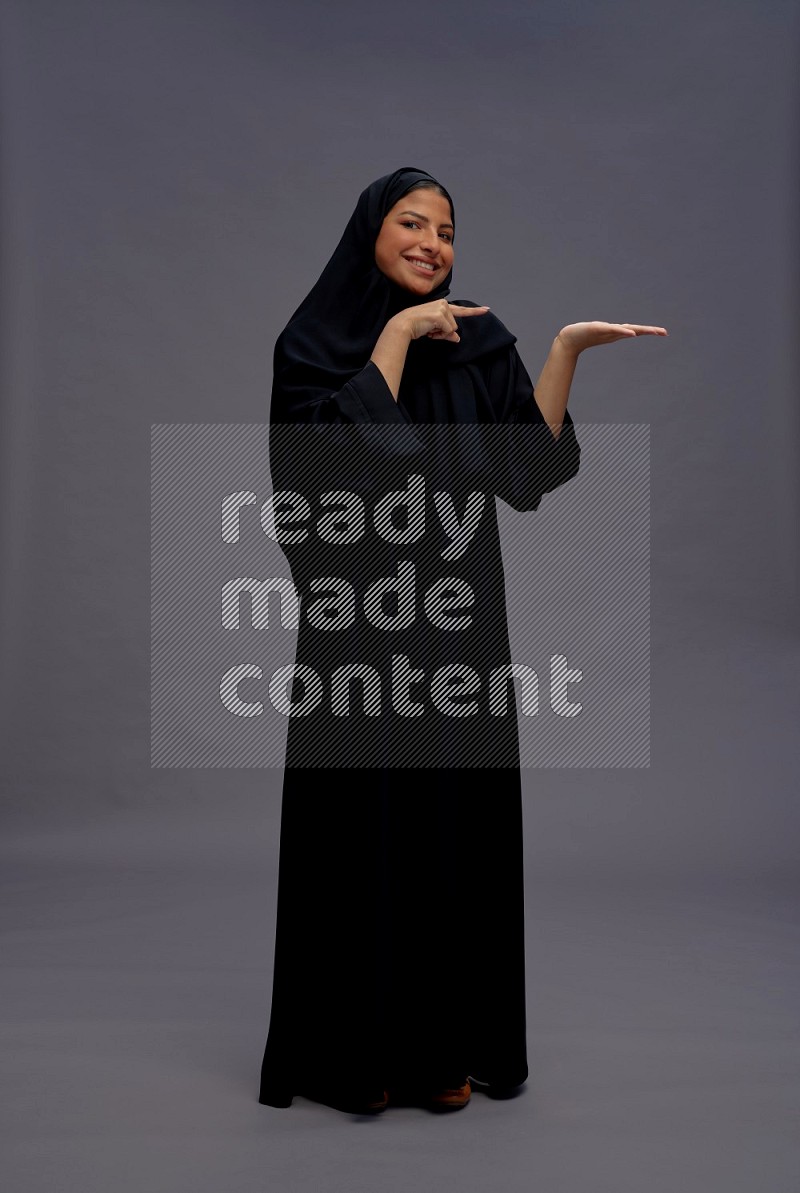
417;229;439;254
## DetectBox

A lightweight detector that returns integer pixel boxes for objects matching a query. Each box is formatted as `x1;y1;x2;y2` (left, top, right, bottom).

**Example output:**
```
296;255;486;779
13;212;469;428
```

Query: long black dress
258;168;580;1111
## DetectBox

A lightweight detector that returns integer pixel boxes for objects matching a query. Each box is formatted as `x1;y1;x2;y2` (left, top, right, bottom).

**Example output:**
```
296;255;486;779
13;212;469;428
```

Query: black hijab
270;166;517;423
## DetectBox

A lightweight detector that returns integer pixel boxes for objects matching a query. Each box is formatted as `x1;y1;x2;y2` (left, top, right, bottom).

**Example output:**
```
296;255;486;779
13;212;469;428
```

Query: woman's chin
399;277;436;297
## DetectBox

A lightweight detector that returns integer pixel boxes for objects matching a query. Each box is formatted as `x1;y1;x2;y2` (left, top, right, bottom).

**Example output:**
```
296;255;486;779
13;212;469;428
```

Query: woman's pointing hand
394;300;491;344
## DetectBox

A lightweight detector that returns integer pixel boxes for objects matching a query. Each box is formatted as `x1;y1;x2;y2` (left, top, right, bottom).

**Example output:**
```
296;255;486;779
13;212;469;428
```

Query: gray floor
2;625;799;1191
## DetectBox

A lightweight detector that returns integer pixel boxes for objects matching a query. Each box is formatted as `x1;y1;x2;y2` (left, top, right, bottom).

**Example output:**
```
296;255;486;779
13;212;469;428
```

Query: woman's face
374;187;454;296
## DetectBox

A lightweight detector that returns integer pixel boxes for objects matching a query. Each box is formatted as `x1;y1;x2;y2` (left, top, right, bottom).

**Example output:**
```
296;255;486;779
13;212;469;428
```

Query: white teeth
406;258;435;271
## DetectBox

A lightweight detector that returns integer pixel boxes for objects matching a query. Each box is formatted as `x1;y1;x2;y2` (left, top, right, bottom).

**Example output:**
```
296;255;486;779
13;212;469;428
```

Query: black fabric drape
258;167;580;1110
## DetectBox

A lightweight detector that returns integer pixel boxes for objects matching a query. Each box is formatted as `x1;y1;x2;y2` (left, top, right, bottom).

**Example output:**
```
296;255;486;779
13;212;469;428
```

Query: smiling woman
257;164;663;1117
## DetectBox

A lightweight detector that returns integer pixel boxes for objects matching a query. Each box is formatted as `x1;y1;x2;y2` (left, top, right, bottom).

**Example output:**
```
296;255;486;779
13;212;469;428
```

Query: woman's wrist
386;311;414;343
553;331;581;361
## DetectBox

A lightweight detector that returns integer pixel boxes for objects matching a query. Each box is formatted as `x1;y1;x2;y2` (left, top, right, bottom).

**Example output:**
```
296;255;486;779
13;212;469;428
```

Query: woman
258;166;666;1115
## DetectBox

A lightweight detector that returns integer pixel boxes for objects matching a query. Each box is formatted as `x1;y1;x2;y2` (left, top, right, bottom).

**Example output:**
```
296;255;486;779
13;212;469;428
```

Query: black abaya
258;169;580;1111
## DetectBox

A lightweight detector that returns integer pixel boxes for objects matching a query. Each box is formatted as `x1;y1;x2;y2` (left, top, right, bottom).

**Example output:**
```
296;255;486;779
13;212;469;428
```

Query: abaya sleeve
268;354;429;514
274;357;421;448
480;343;581;513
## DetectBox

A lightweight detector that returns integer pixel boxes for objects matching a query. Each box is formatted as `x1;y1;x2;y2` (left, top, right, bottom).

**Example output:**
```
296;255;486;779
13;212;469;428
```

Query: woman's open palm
557;321;668;355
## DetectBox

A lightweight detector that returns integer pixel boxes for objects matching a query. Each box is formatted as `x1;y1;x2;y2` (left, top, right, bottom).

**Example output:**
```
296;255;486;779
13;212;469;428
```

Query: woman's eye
401;220;451;243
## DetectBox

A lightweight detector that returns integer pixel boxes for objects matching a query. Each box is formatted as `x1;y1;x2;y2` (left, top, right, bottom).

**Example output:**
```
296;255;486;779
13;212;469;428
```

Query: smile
403;257;438;273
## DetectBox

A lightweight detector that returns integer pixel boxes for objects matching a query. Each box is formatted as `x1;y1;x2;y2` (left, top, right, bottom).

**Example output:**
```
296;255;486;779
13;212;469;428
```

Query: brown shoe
364;1089;389;1112
427;1079;471;1111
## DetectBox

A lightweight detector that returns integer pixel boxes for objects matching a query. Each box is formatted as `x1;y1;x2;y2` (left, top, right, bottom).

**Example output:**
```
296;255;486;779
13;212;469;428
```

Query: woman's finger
448;304;491;315
618;324;668;334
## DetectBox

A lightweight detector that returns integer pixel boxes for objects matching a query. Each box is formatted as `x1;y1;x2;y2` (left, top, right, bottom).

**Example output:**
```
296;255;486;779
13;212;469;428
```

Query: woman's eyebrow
398;209;454;230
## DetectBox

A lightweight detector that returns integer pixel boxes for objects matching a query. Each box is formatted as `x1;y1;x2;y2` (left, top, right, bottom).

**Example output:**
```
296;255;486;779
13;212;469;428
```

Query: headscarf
270;166;517;422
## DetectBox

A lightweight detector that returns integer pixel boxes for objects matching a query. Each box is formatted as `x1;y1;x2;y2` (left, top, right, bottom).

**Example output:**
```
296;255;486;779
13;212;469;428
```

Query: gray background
1;0;798;1189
